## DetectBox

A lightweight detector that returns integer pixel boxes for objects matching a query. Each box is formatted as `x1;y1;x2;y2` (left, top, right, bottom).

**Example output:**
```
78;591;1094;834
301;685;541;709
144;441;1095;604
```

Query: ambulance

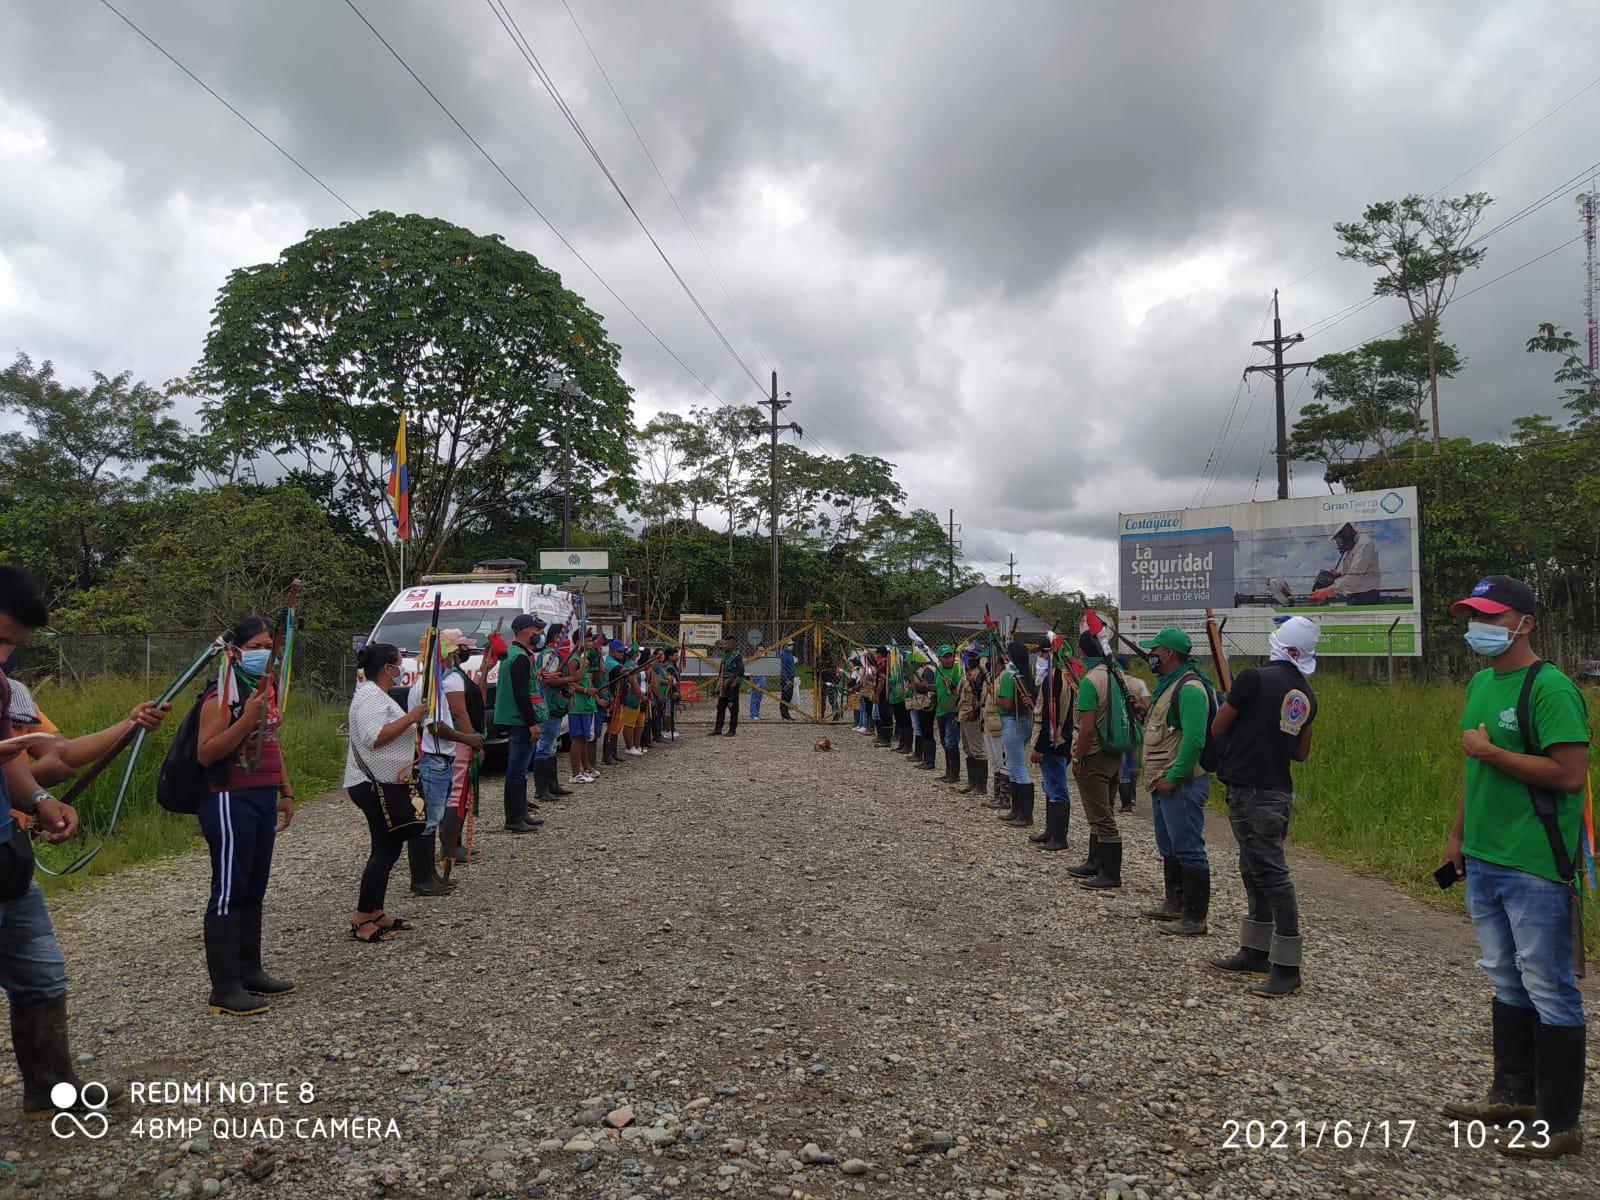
364;570;577;742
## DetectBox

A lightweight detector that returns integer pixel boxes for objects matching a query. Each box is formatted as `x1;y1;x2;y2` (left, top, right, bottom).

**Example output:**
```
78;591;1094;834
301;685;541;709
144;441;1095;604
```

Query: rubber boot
409;833;452;896
1159;866;1210;935
1038;801;1071;851
875;719;892;747
987;769;1009;809
1443;1000;1538;1123
957;756;978;794
916;735;937;770
237;902;296;996
1078;837;1122;890
601;733;618;763
1250;934;1302;997
1003;781;1035;828
942;746;961;784
204;914;268;1016
532;759;553;802
1141;858;1184;920
12;995;123;1119
995;774;1020;821
896;723;912;753
503;779;540;832
440;808;469;865
1500;1022;1586;1158
1029;803;1053;842
1066;833;1100;878
545;757;573;797
908;733;923;763
1118;779;1136;812
1208;919;1272;977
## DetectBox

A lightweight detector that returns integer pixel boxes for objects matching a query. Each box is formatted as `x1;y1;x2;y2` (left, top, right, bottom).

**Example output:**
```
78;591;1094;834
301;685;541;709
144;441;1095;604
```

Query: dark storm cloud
5;0;1600;594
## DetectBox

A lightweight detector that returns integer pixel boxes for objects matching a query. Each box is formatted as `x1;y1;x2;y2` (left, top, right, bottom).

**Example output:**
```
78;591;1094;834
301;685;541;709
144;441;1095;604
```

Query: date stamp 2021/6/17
1220;1118;1554;1152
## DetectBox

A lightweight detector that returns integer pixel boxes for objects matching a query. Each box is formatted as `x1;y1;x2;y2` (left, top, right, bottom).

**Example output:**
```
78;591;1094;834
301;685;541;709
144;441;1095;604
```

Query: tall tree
1525;322;1600;424
191;212;636;586
1334;193;1490;453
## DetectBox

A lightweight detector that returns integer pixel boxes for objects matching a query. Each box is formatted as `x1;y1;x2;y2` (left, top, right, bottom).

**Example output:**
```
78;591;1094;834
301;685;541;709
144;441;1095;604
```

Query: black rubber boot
1003;781;1035;828
1208;919;1272;977
237;903;296;996
1028;797;1053;842
1066;833;1100;878
532;759;553;802
503;779;540;832
995;774;1020;821
440;808;469;864
606;733;622;762
1501;1022;1586;1158
987;768;1009;808
1038;801;1070;851
1141;858;1184;920
908;733;923;763
545;758;573;797
1078;837;1122;890
942;746;961;783
204;914;268;1016
916;736;937;770
1118;779;1135;811
12;995;122;1119
957;756;979;794
875;720;892;746
1250;934;1302;997
1159;866;1210;935
409;833;452;896
896;723;912;753
1443;1000;1538;1123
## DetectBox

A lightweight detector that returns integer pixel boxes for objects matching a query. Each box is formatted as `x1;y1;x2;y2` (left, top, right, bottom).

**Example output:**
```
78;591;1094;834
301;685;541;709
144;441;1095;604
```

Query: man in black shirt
1207;616;1319;998
709;637;745;737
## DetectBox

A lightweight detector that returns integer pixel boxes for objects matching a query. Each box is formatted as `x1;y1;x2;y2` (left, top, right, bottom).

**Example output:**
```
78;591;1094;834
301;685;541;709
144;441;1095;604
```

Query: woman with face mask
194;616;297;1015
344;643;429;941
995;638;1038;830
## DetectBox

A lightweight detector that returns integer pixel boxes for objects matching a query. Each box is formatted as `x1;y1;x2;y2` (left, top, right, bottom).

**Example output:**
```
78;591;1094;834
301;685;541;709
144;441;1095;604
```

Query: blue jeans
0;883;68;1005
1038;752;1070;806
1122;751;1136;783
857;697;870;728
1000;714;1034;784
505;723;534;787
417;752;453;833
1465;855;1584;1028
910;708;927;738
536;717;560;761
199;787;278;918
1151;773;1210;869
937;712;959;750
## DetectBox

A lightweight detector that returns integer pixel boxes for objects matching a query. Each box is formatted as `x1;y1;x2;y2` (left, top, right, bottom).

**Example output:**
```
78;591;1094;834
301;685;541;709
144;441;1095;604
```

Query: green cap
937;643;954;656
1138;627;1192;655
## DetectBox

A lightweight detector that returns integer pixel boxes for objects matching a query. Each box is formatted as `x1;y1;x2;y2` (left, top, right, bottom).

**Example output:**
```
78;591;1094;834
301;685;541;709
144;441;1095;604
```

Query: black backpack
1171;669;1226;773
156;689;217;815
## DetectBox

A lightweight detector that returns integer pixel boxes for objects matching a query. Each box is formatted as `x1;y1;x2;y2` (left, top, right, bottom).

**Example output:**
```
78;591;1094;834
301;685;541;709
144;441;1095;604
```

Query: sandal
350;919;396;944
373;913;411;931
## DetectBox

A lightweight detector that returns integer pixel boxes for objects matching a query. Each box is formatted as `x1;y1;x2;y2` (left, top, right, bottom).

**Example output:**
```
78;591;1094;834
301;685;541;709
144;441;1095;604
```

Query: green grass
22;677;348;894
1250;674;1600;952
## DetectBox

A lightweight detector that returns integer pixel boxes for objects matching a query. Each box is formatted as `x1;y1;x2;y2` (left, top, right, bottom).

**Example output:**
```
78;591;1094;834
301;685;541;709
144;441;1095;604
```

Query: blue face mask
238;648;272;676
1463;620;1519;657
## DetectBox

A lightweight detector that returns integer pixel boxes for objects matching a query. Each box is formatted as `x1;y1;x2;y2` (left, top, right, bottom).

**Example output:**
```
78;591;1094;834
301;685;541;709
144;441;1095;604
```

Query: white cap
1269;615;1320;676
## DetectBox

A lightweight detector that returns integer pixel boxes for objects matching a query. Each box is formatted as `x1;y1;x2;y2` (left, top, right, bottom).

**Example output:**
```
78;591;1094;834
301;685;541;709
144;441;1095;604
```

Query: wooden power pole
1244;289;1317;499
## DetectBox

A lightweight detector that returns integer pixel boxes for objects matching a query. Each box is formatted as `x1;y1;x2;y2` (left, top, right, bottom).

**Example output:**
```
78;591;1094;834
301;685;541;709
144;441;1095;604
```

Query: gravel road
2;719;1596;1200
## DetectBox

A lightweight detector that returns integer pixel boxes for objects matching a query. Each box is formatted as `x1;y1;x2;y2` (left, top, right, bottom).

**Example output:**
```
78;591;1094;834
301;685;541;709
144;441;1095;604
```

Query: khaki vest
1140;675;1207;786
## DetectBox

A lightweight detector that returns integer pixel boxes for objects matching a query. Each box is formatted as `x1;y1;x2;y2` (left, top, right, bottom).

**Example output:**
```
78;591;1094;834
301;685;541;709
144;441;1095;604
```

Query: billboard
1117;487;1422;656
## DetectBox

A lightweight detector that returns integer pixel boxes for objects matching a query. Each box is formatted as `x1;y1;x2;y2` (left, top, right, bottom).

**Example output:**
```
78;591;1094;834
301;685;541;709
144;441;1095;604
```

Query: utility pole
1003;554;1018;587
1244;289;1318;499
560;421;572;547
946;509;961;591
750;370;800;637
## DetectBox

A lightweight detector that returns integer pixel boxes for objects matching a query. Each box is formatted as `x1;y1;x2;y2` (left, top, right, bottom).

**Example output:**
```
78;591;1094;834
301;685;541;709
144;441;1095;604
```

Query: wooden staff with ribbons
239;579;301;772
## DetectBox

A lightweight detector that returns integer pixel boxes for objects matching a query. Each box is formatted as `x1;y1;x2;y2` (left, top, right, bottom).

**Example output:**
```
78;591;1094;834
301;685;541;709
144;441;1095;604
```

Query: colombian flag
386;412;410;541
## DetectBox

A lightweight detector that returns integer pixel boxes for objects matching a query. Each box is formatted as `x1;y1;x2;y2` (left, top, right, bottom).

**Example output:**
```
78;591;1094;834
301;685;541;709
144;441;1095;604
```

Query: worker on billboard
1309;522;1381;605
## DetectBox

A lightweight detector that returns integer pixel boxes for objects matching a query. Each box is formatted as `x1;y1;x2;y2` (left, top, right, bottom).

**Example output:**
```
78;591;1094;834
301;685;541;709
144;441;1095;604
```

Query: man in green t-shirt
1441;575;1590;1159
566;635;600;785
933;645;964;784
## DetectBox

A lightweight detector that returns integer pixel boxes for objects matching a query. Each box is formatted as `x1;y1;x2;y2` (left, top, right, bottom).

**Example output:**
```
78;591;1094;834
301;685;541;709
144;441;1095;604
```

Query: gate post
812;620;823;721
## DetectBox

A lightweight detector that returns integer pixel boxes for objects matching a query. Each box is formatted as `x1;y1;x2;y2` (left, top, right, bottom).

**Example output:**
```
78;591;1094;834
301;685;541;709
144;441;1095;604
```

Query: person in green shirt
933;645;964;784
566;634;600;785
1134;628;1213;935
1440;576;1590;1159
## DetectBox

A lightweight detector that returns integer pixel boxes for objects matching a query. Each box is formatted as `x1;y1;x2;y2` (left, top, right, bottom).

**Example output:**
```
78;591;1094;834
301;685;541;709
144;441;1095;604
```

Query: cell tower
1580;188;1599;375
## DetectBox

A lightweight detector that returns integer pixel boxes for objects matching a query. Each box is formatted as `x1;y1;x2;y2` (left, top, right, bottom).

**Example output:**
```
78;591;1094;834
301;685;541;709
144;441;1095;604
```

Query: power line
557;0;773;375
93;0;361;219
1193;296;1274;506
483;0;766;398
339;0;732;408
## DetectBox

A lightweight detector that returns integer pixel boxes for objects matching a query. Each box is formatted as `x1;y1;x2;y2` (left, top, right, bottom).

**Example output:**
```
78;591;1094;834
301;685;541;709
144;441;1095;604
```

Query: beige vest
1140;676;1207;786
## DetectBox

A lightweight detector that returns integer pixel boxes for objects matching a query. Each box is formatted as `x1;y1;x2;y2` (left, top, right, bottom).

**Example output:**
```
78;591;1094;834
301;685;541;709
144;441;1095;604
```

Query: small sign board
538;548;610;574
679;613;723;647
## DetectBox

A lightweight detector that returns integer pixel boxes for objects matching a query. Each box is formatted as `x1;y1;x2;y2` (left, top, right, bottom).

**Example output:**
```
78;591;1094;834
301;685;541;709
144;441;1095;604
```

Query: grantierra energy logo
50;1081;111;1139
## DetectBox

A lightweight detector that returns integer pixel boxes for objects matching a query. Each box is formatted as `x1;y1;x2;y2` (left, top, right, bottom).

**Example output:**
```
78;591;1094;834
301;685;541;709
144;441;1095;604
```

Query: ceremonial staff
239;580;301;772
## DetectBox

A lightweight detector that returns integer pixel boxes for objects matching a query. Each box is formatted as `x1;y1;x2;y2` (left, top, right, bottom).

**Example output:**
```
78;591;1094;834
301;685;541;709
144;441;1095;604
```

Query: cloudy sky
4;0;1599;596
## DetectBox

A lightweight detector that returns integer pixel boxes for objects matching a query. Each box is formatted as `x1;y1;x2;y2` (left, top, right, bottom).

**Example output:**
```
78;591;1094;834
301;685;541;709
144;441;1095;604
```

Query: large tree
1334;193;1490;454
191;211;636;585
0;354;193;603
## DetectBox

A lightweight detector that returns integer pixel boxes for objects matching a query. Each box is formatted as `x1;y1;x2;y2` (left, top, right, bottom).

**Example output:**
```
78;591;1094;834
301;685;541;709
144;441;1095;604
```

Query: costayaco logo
50;1081;110;1139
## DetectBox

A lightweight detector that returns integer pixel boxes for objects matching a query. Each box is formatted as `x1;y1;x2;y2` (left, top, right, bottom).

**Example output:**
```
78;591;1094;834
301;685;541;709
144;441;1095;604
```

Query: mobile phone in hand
1433;861;1462;889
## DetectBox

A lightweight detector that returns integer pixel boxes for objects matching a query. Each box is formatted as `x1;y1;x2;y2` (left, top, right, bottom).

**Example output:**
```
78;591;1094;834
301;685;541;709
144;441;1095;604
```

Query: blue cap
511;614;545;633
608;639;626;654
